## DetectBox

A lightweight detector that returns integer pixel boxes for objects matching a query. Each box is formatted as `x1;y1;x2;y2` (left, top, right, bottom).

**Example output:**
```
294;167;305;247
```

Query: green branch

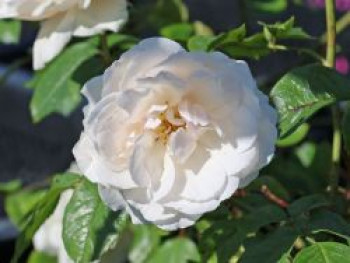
325;0;341;198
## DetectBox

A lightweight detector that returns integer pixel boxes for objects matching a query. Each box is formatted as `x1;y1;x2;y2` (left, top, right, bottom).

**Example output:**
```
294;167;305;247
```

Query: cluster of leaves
1;0;350;263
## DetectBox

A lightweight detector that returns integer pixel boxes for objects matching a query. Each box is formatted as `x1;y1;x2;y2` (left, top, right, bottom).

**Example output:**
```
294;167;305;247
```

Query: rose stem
260;185;289;208
100;33;112;66
325;0;342;198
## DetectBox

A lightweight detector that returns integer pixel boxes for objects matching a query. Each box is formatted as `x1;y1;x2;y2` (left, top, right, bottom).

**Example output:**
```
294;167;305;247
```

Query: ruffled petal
102;38;184;96
71;0;128;37
33;12;74;69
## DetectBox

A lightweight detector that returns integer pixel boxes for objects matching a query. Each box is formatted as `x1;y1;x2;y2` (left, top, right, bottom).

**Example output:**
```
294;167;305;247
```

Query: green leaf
278;253;293;263
160;23;194;42
5;190;46;229
294;242;350;263
239;204;287;233
193;21;214;36
210;24;247;49
0;179;22;194
187;35;215;51
11;173;81;263
295;142;317;167
287;194;330;217
63;179;128;263
342;104;350;154
129;225;162;263
248;0;288;13
28;251;57;263
147;238;200;263
277;123;309;147
214;32;271;59
30;40;99;123
260;17;311;44
241;226;299;263
308;210;350;239
0;20;21;44
271;64;350;137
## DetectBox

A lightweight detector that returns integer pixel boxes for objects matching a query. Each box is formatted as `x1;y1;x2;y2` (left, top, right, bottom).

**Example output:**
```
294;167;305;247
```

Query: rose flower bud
0;0;128;70
73;38;278;230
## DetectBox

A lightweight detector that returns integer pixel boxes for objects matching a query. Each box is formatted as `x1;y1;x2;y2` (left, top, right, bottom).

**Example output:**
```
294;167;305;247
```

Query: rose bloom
73;38;277;230
0;0;128;70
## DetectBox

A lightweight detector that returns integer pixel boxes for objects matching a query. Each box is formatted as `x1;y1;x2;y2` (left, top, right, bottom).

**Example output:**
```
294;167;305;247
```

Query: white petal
102;38;184;96
178;101;209;126
81;76;103;117
98;185;125;211
71;0;128;37
33;13;74;69
180;144;228;202
168;128;197;164
129;133;165;188
153;153;176;201
165;199;220;216
72;133;99;183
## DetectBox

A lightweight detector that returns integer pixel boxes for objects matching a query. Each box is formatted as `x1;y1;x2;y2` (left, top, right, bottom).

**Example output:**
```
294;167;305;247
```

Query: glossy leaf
294;242;350;263
63;179;128;263
271;64;350;137
277;123;309;147
129;225;163;263
147;238;200;263
28;251;57;263
30;40;99;123
11;173;81;263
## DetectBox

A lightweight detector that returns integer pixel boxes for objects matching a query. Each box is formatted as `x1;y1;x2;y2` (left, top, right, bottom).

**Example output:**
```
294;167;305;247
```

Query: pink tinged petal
129;133;166;188
33;13;74;70
71;0;128;37
178;101;209;126
98;185;125;211
102;38;184;96
168;128;197;164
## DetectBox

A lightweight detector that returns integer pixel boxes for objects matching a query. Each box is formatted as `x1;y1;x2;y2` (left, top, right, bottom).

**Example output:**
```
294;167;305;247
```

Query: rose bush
73;37;278;230
0;0;128;69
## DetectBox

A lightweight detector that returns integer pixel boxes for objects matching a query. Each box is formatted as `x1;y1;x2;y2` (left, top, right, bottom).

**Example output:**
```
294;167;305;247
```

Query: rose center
145;105;186;144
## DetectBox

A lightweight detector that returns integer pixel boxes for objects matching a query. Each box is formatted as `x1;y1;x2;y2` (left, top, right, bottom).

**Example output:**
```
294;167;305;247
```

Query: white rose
73;37;278;231
33;190;74;263
0;0;128;70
